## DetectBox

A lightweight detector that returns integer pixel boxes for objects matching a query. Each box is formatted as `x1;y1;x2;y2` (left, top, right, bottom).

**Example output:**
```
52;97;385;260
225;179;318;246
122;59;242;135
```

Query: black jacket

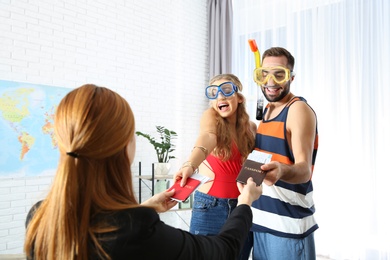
26;202;252;259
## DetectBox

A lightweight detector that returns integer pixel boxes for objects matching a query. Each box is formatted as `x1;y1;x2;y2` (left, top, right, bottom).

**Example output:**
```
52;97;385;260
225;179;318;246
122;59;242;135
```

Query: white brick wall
0;0;209;254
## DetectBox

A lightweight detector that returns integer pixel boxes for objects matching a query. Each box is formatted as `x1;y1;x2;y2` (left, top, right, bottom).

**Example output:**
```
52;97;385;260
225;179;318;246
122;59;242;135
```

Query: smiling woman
173;73;257;259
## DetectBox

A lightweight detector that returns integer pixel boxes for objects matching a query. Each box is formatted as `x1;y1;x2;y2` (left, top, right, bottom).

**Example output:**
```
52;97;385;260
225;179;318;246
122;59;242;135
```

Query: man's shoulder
289;97;316;114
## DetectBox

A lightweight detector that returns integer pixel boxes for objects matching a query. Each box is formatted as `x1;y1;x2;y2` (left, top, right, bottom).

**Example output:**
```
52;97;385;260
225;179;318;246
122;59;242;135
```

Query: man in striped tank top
241;47;319;260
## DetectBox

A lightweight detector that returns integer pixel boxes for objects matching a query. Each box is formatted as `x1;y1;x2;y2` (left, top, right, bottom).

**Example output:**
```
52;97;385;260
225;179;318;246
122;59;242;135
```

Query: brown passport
236;159;267;186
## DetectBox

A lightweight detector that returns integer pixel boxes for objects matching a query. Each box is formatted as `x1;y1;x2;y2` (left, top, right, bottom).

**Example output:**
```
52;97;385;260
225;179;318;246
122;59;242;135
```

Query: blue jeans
249;232;316;260
189;190;238;235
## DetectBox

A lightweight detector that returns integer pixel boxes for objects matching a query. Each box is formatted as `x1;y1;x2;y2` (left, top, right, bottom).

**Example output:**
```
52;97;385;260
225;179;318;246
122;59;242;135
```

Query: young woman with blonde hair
174;74;257;236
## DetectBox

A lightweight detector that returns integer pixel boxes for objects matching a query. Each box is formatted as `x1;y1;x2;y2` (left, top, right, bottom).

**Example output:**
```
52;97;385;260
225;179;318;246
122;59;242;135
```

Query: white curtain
232;0;390;259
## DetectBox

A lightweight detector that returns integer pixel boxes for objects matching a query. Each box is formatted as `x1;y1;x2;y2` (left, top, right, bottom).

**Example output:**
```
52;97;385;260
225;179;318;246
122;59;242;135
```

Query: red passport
168;177;202;202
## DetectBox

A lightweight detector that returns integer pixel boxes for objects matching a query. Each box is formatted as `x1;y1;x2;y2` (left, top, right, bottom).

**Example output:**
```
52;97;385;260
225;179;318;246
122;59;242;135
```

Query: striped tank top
251;96;319;238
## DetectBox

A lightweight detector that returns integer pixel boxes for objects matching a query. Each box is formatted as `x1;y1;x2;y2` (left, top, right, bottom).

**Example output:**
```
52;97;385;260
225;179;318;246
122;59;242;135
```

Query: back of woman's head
56;84;134;160
25;84;137;260
55;84;136;205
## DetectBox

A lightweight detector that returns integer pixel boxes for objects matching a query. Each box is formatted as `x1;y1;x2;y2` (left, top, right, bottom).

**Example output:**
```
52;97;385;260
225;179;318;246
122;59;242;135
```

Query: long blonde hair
209;74;255;161
24;84;137;259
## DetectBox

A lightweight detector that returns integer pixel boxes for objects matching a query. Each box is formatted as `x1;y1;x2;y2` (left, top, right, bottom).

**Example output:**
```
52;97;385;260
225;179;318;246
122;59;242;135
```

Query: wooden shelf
136;175;173;181
135;162;172;203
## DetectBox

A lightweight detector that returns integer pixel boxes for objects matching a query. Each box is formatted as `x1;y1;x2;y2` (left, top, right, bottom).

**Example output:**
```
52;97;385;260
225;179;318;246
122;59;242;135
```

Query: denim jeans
252;232;316;260
189;190;238;235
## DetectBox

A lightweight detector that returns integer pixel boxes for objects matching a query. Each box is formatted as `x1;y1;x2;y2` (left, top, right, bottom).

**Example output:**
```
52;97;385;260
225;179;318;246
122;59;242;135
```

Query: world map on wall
0;80;71;177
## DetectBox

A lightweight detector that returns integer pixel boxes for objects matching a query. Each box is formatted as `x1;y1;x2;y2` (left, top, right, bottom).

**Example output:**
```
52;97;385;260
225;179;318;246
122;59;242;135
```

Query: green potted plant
136;126;178;175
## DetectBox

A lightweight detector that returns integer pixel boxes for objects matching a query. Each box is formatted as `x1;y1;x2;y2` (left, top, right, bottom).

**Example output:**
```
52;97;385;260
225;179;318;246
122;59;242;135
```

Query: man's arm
262;101;316;185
